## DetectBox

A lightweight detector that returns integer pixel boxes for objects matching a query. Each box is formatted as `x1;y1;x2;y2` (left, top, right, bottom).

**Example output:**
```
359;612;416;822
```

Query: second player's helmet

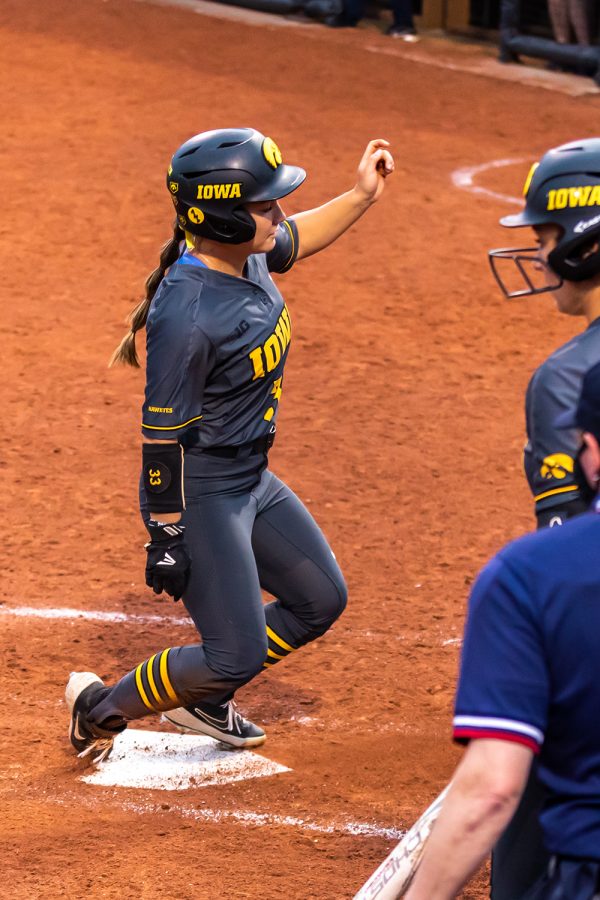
489;138;600;297
167;128;306;244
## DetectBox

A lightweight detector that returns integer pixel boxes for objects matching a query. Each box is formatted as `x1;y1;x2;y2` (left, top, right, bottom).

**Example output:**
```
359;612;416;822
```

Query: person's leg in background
548;0;571;43
387;0;418;37
325;0;364;28
568;0;591;44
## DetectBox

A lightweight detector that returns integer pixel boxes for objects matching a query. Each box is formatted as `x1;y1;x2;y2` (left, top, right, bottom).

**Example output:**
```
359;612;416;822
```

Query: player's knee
303;569;348;635
205;635;268;685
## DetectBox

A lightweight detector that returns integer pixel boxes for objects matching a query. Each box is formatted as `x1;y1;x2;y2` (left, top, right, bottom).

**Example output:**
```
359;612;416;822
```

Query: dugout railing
470;0;600;84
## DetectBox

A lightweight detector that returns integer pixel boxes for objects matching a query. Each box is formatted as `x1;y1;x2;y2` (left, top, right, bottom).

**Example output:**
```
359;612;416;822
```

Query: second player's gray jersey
525;316;600;513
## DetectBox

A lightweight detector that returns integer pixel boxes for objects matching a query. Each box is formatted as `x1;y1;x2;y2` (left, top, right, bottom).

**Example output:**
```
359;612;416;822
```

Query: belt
200;428;276;459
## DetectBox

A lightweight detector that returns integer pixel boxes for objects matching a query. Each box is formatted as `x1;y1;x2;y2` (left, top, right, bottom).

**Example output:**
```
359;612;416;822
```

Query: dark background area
470;0;598;37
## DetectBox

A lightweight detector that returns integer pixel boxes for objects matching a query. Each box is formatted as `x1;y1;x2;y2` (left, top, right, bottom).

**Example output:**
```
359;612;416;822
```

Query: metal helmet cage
489;139;600;298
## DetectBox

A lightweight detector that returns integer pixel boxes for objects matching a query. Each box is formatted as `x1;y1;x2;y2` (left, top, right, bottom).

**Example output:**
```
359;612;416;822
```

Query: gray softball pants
90;465;347;725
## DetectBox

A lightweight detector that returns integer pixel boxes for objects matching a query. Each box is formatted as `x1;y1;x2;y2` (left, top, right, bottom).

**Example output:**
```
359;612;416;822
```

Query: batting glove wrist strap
145;521;191;602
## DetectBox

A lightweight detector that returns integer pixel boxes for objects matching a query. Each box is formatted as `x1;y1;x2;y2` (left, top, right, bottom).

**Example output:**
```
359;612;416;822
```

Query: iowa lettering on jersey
547;186;600;210
248;306;292;380
197;183;242;200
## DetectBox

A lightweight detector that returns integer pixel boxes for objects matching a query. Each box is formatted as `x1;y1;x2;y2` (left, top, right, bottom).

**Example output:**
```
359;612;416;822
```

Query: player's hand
144;520;191;602
354;139;394;204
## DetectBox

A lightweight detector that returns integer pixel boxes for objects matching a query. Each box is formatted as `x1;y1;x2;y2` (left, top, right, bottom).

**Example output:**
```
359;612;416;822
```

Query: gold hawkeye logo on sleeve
540;454;574;480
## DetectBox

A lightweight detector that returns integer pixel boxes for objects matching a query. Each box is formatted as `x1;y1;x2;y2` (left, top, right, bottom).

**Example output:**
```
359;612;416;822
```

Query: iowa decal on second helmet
167;128;306;244
489;138;600;297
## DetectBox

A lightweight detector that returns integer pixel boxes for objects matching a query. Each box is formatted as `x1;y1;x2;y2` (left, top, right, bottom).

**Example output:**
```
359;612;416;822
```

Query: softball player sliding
65;128;394;762
487;139;600;898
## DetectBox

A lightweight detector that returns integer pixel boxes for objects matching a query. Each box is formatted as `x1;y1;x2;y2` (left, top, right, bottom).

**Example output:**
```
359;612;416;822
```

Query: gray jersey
141;220;298;447
525;317;600;513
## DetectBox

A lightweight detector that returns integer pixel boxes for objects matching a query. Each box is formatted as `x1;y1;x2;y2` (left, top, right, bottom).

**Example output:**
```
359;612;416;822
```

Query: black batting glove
144;520;191;602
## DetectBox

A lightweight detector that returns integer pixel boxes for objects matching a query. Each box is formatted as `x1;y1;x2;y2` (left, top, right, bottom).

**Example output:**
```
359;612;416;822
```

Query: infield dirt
2;1;597;896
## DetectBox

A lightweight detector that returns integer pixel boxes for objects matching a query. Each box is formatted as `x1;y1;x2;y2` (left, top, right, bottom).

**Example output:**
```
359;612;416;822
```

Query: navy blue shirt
525;317;600;512
141;220;298;446
454;503;600;858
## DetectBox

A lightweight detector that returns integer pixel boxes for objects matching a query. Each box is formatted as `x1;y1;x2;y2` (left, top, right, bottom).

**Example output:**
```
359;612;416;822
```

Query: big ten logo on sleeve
540;454;574;480
247;306;291;380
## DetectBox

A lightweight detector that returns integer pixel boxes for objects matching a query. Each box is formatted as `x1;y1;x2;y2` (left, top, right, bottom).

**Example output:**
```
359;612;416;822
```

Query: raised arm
292;139;394;260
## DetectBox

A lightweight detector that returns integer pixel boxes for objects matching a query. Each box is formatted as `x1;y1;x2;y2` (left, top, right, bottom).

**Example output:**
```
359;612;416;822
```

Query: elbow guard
142;443;184;513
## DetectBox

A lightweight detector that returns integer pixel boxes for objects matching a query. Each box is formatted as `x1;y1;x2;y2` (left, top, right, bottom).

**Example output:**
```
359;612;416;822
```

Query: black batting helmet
167;128;306;244
489;139;600;297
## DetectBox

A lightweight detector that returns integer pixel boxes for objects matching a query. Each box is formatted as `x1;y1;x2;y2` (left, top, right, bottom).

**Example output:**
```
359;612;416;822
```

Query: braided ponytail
109;222;184;368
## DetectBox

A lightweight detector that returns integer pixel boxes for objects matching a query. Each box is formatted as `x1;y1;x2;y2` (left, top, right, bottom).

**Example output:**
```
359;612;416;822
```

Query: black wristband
142;443;184;513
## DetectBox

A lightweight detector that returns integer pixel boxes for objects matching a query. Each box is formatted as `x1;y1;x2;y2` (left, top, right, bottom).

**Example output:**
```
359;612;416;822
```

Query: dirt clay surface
2;1;599;897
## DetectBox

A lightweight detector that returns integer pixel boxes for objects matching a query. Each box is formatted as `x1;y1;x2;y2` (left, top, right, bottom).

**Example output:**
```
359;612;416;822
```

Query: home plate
82;729;291;791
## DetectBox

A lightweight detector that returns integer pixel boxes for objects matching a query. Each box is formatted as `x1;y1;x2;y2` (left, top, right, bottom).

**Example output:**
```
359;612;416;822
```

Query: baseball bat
352;783;451;900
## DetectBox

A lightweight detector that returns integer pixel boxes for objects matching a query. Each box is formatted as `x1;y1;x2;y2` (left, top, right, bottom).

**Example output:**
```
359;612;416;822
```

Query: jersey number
264;378;283;422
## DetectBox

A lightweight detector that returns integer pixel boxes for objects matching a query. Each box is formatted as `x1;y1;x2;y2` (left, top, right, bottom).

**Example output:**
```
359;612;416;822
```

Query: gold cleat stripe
263;661;274;668
534;484;579;502
146;653;163;706
267;648;285;660
266;626;295;653
135;662;155;711
160;649;178;703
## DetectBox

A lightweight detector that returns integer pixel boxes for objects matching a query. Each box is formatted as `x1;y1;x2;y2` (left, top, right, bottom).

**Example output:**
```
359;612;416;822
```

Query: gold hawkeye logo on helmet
263;137;282;169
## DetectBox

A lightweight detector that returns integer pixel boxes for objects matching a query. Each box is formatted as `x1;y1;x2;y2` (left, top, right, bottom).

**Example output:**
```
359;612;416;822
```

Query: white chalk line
136;0;313;28
364;44;599;97
451;157;528;206
52;788;405;840
0;605;193;626
0;605;462;648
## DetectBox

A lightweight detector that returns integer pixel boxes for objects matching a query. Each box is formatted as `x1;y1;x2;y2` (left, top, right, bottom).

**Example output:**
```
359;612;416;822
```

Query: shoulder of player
146;270;219;346
529;336;587;397
539;322;600;374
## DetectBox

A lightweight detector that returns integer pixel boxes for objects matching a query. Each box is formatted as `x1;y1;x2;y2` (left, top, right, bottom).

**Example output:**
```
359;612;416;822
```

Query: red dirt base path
2;1;596;896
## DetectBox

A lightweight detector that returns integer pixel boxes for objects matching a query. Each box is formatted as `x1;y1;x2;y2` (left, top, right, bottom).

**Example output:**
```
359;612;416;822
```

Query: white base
82;729;290;791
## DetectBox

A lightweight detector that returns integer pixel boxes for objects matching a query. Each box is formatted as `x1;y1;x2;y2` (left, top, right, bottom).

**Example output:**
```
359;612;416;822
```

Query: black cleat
65;672;125;764
163;700;266;748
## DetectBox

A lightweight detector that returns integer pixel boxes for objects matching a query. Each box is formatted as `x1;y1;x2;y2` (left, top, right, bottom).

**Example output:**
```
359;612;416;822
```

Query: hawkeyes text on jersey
141;220;298;447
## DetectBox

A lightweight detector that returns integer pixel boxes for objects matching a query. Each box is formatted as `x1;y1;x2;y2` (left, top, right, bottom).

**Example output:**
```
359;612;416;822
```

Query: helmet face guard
167;128;306;245
490;139;600;298
488;247;563;298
